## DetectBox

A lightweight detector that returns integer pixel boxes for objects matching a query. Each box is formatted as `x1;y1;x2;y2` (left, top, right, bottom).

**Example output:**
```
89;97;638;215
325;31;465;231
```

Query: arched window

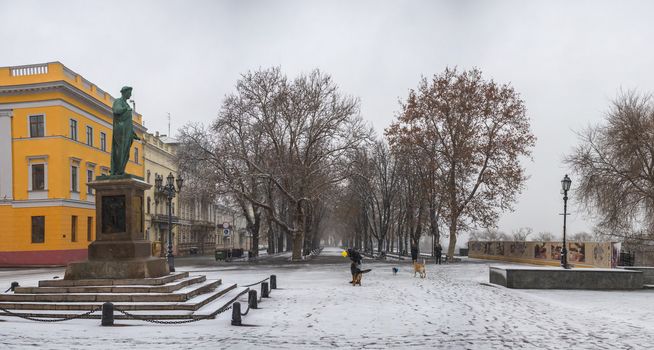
147;170;151;183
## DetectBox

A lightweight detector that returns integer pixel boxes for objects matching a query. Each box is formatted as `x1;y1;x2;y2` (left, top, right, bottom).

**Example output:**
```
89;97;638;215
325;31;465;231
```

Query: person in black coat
411;245;419;263
435;243;443;265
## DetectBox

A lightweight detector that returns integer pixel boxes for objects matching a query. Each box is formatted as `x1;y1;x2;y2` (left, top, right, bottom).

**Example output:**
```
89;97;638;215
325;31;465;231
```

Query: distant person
411;245;419;263
435;243;443;265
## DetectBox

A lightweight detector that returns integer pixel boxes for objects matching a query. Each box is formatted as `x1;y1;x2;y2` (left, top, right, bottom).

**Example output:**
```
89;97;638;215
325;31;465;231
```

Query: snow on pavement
1;250;653;349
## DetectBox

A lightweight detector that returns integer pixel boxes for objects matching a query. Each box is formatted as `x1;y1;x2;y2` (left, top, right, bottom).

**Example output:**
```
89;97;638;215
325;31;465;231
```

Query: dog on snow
413;259;426;278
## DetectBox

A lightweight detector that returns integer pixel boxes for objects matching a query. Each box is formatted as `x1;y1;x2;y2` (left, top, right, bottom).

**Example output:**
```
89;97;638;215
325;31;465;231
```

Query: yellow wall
0;62;145;262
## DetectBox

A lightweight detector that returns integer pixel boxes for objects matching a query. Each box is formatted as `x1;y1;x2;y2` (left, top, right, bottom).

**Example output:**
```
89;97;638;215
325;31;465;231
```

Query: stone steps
15;275;206;294
0;279;221;303
0;286;250;320
0;271;251;320
37;272;189;287
0;283;237;311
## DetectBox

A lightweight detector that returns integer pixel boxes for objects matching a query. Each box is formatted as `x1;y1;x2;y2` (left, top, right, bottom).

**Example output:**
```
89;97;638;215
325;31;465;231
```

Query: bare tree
177;123;265;256
469;228;509;241
386;67;535;260
569;231;600;242
534;231;555;242
347;140;399;254
211;67;371;260
511;227;533;241
565;91;654;242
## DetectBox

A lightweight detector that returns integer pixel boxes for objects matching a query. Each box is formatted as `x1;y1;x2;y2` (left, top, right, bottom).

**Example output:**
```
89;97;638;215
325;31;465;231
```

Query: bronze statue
110;86;140;176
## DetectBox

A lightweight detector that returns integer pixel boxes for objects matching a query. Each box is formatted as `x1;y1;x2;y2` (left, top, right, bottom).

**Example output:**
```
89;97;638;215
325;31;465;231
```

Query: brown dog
413;259;426;278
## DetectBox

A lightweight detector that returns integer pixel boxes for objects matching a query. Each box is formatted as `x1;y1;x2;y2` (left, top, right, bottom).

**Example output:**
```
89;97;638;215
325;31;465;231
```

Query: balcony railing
11;63;48;77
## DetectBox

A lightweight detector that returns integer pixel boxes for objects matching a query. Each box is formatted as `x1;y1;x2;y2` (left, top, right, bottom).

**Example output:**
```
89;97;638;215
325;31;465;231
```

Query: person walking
435;243;443;265
411;245;419;264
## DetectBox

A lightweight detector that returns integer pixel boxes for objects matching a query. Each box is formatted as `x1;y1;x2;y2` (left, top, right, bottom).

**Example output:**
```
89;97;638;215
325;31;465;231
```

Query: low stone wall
623;267;654;285
489;266;643;289
469;241;620;268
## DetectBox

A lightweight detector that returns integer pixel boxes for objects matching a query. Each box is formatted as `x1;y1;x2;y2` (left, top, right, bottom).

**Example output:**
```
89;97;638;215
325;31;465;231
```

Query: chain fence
0;276;271;324
0;306;101;322
241;277;270;288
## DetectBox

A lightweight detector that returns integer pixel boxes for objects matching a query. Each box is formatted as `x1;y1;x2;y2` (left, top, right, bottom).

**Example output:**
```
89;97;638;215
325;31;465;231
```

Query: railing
63;66;77;80
95;87;106;99
11;63;48;77
81;77;92;90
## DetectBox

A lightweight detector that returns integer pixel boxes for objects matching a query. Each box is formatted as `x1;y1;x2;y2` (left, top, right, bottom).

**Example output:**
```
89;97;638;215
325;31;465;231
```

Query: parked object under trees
386;67;536;260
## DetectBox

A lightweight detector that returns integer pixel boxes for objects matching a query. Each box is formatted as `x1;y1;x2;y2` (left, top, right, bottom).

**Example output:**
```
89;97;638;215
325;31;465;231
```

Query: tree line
176;66;538;261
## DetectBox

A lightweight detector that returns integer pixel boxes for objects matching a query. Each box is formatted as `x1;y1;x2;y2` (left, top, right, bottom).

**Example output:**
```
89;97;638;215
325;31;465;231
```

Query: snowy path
1;252;653;349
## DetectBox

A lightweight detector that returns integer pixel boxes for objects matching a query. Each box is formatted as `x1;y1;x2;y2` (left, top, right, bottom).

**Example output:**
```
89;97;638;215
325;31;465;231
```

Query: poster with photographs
468;240;616;268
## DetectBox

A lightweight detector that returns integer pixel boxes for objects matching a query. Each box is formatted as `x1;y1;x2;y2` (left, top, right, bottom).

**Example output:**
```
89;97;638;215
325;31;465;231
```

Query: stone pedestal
65;177;169;280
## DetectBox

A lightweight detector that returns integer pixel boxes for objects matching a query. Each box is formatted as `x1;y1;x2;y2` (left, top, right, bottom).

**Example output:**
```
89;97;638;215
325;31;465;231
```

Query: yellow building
0;62;145;265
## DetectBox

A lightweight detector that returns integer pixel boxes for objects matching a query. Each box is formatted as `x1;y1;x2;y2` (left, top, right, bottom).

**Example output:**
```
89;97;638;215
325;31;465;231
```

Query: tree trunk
277;231;285;253
291;233;303;260
447;222;457;261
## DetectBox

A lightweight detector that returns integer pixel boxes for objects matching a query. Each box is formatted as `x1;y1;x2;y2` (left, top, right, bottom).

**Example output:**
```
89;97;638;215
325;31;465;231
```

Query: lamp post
561;174;572;269
155;172;183;272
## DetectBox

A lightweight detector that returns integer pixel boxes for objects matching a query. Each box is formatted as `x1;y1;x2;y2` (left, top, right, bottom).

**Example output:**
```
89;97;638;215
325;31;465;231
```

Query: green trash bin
215;250;225;261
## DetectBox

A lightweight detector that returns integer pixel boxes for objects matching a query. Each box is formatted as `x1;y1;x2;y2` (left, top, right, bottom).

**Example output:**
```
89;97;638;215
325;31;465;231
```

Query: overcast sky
3;0;653;237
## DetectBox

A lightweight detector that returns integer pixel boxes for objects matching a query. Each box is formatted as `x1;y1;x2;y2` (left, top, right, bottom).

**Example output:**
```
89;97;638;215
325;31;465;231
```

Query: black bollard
231;302;242;326
261;282;269;298
101;302;114;326
270;275;277;289
248;290;258;309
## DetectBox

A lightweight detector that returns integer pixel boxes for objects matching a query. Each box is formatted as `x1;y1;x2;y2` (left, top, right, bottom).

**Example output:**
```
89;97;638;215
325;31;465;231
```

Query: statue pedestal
64;177;169;280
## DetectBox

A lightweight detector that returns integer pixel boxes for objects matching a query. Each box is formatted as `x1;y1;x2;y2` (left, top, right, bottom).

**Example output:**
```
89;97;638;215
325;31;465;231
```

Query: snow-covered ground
1;247;653;349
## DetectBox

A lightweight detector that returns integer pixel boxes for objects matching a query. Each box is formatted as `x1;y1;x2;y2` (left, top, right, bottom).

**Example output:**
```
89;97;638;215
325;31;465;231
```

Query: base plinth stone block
64;257;169;280
88;240;152;260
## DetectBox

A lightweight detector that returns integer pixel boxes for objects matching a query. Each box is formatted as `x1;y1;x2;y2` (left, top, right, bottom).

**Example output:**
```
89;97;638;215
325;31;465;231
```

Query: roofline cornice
0;80;147;133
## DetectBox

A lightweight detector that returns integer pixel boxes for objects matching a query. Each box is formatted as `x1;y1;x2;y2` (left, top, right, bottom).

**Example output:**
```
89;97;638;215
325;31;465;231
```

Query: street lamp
155;172;183;272
561;174;572;269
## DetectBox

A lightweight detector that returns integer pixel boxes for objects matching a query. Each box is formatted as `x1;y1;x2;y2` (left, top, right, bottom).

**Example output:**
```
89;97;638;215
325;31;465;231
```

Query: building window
87;169;94;194
172;202;175;215
147;170;151;183
134;147;139;164
31;164;45;190
71;216;77;242
71;165;79;192
147;197;151;214
87;217;93;241
69;119;78;140
31;216;45;243
100;132;107;151
30;115;45;137
86;126;93;146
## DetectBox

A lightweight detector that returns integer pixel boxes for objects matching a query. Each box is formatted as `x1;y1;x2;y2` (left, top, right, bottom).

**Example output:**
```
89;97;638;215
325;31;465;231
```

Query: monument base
64;257;169;280
88;240;152;260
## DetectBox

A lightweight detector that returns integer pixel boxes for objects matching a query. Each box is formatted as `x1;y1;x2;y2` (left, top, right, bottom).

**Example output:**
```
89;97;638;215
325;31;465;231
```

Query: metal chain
240;303;250;316
114;302;232;324
242;277;270;288
0;306;101;322
112;288;250;324
0;284;261;325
